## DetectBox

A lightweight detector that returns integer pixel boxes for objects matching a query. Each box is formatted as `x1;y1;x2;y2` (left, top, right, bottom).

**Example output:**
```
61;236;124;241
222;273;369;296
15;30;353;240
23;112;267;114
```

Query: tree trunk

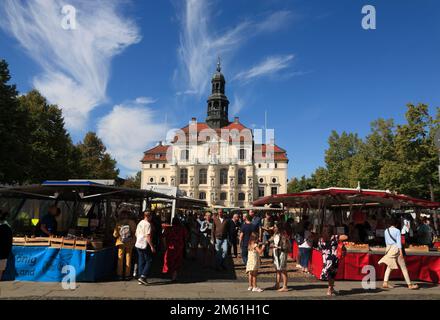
429;181;435;201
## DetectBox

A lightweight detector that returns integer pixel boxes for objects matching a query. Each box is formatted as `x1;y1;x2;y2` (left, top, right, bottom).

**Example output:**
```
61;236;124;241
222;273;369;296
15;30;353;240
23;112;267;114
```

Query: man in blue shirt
379;217;418;290
36;205;60;237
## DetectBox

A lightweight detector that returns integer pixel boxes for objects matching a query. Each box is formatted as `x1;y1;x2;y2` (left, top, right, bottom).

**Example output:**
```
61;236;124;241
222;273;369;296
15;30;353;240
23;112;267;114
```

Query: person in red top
162;217;188;282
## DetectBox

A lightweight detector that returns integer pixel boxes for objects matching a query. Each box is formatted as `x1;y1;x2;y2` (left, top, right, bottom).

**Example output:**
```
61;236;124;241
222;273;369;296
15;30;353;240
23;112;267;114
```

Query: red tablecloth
307;247;440;283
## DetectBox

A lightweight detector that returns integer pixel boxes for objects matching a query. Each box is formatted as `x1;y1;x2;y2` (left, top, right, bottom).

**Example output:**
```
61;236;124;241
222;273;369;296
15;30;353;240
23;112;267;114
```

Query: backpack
119;225;132;243
336;241;347;260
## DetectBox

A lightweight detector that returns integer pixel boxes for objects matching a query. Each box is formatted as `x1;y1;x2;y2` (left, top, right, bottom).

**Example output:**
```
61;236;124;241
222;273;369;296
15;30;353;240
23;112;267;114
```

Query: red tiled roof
141;144;170;162
142;121;288;163
254;144;288;162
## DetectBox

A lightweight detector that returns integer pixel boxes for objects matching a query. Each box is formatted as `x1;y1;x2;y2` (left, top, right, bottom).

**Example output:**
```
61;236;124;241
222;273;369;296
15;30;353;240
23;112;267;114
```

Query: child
246;232;265;292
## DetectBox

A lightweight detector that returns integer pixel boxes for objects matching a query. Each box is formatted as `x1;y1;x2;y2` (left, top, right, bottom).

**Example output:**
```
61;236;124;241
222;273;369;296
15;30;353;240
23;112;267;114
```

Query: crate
62;238;76;249
24;236;50;246
407;245;429;252
74;240;88;250
13;237;26;245
50;237;63;248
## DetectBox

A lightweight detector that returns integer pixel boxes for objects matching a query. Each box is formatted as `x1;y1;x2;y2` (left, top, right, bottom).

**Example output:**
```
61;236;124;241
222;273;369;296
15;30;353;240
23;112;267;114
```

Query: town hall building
140;61;288;207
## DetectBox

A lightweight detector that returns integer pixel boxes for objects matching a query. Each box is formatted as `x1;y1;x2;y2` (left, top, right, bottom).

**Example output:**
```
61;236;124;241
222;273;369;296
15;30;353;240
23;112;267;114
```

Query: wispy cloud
135;97;158;105
97;98;169;175
230;94;245;116
177;0;293;96
0;0;141;131
234;54;295;82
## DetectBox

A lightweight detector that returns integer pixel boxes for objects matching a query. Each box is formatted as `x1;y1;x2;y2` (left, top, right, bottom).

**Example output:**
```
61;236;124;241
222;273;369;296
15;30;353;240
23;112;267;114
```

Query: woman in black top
0;210;13;281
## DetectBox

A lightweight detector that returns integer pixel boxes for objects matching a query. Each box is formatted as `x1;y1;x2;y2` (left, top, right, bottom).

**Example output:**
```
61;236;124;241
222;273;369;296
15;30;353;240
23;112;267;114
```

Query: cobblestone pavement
0;279;439;300
0;251;438;300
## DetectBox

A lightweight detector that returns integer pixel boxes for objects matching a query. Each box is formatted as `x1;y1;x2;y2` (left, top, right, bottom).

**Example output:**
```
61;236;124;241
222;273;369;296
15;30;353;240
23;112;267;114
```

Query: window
275;163;278;169
163;164;166;168
220;192;227;201
238;168;246;185
149;164;153;168
149;177;155;183
258;164;261;168
271;187;278;196
199;191;206;200
199;168;207;184
160;177;166;183
180;149;189;161
258;187;265;198
238;192;245;201
155;154;160;159
220;168;228;185
239;148;246;160
272;177;277;184
259;178;264;184
180;168;188;184
156;164;159;168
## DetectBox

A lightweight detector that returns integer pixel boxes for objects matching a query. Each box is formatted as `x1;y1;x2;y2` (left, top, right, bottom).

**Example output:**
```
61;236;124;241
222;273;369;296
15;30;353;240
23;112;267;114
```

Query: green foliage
291;104;440;200
0;59;120;184
0;60;29;184
123;171;141;189
77;132;119;179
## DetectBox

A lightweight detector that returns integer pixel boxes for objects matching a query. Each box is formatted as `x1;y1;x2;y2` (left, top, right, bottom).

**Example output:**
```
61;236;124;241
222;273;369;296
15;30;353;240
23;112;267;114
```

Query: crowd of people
0;205;438;296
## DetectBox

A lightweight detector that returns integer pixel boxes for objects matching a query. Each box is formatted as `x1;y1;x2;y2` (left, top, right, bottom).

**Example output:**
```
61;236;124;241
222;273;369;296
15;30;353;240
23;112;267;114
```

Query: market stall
255;187;440;284
0;181;173;282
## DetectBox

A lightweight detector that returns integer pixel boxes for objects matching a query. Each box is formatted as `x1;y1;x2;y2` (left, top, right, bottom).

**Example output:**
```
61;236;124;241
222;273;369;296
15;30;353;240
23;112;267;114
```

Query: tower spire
206;59;229;128
217;56;221;72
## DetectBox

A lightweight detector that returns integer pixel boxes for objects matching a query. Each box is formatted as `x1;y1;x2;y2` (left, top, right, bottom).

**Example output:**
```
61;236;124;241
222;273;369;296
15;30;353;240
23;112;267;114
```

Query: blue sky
1;0;439;179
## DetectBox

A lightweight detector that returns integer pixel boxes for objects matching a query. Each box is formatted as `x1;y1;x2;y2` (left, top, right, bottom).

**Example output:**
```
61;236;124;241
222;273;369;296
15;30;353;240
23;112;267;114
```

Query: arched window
238;192;245;201
220;192;227;201
179;168;188;184
220;168;228;185
239;148;246;160
199;191;206;200
238;168;246;185
199;168;207;184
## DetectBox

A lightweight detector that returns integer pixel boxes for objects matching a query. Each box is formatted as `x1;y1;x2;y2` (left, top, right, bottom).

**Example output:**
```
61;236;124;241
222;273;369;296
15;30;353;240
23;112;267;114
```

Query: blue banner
6;246;86;282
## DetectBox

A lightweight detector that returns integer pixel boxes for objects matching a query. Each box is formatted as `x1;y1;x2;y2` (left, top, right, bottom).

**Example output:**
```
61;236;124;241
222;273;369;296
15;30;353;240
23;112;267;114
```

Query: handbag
336;241;346;259
387;228;406;256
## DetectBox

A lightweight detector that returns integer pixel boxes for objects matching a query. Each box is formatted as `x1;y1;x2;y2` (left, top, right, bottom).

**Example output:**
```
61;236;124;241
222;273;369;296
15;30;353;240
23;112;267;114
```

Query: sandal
382;283;394;289
278;287;289;292
252;287;264;292
247;286;253;291
408;284;419;290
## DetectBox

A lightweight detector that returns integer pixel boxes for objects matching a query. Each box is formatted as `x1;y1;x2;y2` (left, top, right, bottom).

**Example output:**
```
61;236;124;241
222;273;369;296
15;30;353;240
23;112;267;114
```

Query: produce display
13;236;101;251
344;242;369;251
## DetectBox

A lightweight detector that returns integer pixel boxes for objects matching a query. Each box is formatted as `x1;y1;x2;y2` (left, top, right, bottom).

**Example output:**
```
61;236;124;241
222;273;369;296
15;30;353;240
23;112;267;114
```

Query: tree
322;131;363;187
287;175;313;193
0;60;29;184
18;90;79;183
77;132;119;179
123;171;141;189
378;104;439;200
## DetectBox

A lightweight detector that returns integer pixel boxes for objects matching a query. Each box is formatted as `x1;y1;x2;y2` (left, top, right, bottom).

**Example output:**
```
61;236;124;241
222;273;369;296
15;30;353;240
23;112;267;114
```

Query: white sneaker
247;286;253;291
252;287;264;292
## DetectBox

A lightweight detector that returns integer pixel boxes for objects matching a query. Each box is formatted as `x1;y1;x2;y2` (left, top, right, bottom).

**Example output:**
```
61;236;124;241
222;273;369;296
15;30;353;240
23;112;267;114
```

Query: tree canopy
288;104;440;201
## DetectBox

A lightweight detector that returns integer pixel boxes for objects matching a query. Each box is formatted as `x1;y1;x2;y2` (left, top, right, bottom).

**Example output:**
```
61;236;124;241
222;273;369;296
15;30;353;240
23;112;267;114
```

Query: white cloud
97;98;169;174
0;0;141;131
135;97;158;105
177;0;293;96
234;54;295;82
230;94;244;116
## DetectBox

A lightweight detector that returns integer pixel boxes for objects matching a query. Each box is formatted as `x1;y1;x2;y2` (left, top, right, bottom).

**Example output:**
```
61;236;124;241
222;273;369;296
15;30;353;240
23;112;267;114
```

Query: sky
1;0;439;179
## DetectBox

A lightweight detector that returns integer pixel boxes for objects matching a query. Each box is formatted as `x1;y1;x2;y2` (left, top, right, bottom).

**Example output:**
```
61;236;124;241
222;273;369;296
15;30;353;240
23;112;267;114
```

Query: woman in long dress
317;225;348;296
162;217;188;282
271;222;290;292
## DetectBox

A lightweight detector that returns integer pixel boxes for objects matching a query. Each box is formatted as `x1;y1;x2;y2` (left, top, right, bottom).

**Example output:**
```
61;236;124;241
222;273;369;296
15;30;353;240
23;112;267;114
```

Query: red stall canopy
253;187;440;209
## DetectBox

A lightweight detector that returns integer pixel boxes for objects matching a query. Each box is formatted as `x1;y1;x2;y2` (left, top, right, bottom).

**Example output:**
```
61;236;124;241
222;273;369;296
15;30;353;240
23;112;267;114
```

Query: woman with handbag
317;225;348;296
379;217;418;290
270;222;291;292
